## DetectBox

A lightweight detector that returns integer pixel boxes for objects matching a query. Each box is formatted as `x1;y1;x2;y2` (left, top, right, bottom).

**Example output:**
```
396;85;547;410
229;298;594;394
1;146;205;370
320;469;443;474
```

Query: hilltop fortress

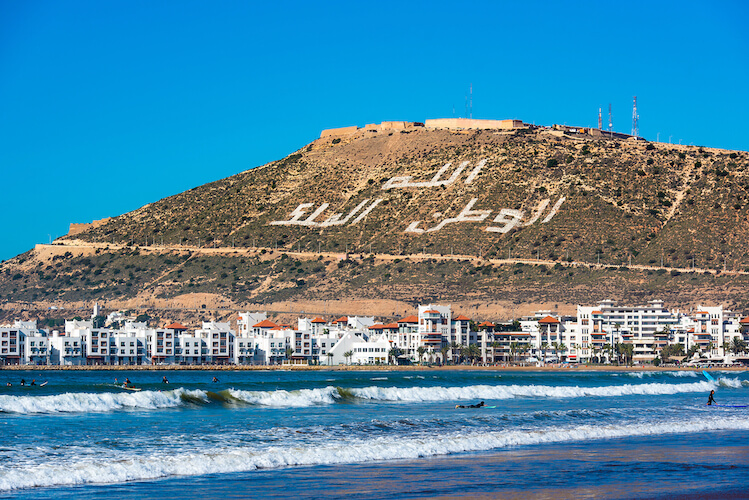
321;118;525;139
320;117;639;141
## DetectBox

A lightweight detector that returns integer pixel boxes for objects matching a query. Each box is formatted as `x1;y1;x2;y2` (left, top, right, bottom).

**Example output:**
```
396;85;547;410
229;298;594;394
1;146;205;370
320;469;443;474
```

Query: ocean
0;368;747;499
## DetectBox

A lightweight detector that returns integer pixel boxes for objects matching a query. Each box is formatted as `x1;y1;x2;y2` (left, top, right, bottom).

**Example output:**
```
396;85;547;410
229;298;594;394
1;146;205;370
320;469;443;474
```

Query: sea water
0;369;747;499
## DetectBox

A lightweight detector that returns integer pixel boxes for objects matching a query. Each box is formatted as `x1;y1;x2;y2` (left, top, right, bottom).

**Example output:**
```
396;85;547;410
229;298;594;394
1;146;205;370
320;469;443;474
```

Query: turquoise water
0;369;747;499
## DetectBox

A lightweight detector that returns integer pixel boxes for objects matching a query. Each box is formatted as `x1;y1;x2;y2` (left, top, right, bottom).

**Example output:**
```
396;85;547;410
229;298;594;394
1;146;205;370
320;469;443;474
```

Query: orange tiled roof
166;322;187;330
591;311;602;314
369;324;386;330
334;316;348;323
478;321;495;327
423;309;440;314
454;315;471;321
311;317;327;323
538;315;560;324
740;317;749;324
383;323;399;329
398;315;419;323
253;319;278;328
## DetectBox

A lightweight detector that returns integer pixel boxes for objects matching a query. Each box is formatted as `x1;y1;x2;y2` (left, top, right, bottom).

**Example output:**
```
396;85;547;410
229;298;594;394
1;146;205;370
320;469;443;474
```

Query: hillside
2;125;749;322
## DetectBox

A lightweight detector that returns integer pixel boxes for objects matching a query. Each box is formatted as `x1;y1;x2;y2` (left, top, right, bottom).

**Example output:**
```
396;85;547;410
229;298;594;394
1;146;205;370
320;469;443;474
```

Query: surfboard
710;404;748;408
122;386;142;392
39;381;48;387
702;370;715;382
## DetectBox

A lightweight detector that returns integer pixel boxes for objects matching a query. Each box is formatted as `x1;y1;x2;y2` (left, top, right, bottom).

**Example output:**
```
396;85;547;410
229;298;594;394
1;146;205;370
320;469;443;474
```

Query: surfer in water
456;401;485;409
162;376;169;384
124;378;132;388
707;390;716;406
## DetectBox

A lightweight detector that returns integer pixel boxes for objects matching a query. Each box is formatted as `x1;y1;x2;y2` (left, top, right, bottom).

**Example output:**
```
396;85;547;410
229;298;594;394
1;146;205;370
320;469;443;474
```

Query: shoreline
1;364;746;372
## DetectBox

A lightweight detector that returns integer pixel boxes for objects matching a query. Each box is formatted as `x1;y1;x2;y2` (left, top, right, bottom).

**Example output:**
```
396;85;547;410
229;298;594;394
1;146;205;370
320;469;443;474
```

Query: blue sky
1;1;747;261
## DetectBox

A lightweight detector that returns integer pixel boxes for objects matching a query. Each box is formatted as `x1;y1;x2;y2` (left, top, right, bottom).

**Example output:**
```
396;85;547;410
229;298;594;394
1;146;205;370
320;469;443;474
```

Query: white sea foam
350;380;716;402
0;388;203;414
1;415;748;491
228;387;340;407
718;377;748;389
627;371;697;379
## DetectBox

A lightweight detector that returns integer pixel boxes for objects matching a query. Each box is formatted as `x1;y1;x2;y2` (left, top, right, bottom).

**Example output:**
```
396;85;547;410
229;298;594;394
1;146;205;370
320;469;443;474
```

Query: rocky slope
2;126;749;321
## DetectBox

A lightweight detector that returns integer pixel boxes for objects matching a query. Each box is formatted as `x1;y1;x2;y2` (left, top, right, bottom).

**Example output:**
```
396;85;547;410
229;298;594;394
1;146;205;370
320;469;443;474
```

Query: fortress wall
320;125;360;138
425;118;523;130
67;218;112;236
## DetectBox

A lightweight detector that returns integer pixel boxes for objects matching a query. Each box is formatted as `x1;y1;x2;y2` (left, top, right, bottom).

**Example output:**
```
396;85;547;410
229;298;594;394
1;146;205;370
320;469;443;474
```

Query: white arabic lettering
405;198;491;233
270;199;383;227
382;160;473;190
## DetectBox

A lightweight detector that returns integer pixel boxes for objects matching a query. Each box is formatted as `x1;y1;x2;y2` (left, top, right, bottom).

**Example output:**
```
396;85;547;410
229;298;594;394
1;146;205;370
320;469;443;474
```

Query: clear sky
1;1;747;261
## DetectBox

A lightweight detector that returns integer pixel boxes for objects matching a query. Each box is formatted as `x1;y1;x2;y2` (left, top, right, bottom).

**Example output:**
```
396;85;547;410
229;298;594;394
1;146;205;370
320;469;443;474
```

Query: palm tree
344;350;353;365
731;337;747;355
389;346;401;365
327;351;334;366
540;342;549;364
468;344;481;364
551;342;560;362
416;346;426;365
722;340;732;357
509;341;518;364
451;342;461;363
602;343;612;364
440;345;450;365
558;343;567;362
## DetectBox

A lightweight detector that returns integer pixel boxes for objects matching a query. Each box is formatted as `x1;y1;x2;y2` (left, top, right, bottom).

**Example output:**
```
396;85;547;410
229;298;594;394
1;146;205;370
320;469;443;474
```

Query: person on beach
162;376;169;384
707;390;716;406
456;401;485;409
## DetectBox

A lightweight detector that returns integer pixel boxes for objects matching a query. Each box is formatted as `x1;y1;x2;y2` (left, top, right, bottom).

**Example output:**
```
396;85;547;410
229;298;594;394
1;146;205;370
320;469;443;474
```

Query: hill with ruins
2;118;749;323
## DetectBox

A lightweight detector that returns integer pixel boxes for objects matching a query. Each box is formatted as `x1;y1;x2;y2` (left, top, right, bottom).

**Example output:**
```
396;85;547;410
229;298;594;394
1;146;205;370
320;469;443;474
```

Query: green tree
344;350;354;364
416;346;426;365
389;346;402;365
731;337;747;355
440;345;450;365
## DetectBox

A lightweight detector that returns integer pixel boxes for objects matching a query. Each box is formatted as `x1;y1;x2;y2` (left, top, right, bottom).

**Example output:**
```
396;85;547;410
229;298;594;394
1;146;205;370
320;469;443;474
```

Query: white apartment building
48;330;85;365
23;330;49;365
196;321;234;364
0;321;38;365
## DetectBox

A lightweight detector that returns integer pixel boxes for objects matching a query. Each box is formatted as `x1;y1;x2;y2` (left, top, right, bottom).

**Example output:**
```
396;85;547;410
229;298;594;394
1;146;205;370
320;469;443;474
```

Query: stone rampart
425;118;523;130
320;125;359;138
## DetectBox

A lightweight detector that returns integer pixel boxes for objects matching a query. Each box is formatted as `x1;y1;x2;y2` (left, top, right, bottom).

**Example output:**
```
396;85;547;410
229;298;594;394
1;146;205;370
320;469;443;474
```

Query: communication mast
608;103;613;136
469;83;473;119
631;96;639;137
598;107;602;130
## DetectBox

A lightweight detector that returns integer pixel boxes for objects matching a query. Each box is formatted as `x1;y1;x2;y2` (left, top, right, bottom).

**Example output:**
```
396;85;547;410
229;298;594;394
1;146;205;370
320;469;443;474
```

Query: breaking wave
350;380;716;402
1;415;747;491
0;388;207;414
0;379;727;413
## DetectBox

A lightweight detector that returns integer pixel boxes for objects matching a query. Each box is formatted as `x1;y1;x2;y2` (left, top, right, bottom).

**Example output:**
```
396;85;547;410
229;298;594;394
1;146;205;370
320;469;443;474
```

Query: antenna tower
598;107;602;130
608;103;613;133
469;83;473;119
631;96;639;137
